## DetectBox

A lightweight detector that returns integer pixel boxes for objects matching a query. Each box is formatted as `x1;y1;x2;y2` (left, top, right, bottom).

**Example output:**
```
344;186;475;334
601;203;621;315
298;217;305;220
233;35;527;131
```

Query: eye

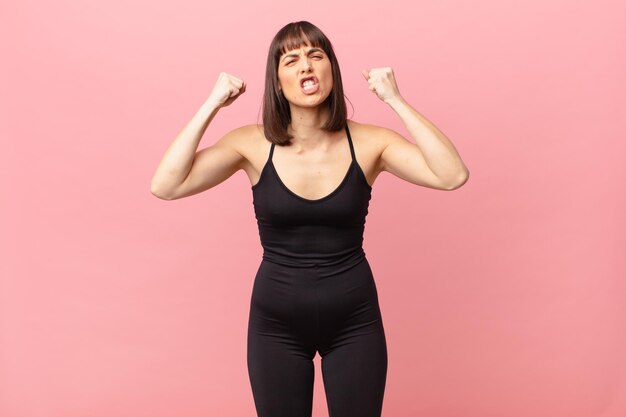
284;54;322;65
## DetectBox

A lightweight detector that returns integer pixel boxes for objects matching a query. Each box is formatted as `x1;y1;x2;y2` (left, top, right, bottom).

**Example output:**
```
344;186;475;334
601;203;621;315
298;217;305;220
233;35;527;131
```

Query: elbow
150;182;175;200
445;169;470;190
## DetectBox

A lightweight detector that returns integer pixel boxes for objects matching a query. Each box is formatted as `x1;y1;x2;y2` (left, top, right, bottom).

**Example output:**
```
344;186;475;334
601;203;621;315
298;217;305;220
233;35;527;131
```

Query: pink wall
2;0;625;416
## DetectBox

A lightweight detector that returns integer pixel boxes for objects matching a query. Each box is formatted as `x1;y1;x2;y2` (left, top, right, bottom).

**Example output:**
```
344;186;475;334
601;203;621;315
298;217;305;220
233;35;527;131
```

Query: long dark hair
261;21;348;146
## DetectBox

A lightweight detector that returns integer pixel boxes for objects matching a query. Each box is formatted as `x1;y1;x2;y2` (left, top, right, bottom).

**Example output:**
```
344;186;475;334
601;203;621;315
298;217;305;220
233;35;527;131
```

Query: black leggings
247;257;388;417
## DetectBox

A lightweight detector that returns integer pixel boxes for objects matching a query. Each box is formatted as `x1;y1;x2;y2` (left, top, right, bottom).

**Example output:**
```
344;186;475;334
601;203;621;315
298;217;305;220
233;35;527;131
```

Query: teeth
302;79;316;87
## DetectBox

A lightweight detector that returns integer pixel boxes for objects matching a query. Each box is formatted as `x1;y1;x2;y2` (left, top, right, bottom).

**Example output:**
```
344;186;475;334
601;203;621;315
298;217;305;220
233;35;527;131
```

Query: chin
300;98;329;108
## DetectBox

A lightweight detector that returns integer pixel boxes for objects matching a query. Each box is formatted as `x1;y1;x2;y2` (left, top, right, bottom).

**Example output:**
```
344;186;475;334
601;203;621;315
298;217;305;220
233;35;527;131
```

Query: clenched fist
208;72;246;108
361;67;402;104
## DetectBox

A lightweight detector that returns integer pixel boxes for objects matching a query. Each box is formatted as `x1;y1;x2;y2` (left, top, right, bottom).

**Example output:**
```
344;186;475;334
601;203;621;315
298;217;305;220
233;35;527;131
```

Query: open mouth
300;76;319;93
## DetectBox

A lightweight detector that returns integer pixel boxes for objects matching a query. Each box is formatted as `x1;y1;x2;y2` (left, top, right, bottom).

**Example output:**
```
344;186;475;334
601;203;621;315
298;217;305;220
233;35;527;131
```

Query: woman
151;21;468;417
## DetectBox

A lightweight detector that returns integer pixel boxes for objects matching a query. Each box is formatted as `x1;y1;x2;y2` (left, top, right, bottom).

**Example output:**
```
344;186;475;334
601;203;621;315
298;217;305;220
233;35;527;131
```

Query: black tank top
252;123;372;268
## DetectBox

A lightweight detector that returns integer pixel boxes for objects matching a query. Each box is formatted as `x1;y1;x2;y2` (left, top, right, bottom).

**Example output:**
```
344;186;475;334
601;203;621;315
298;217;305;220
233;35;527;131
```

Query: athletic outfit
247;123;388;417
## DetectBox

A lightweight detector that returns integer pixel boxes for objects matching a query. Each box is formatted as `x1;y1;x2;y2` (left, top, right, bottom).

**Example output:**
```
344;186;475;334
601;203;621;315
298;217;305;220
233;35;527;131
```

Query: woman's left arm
363;68;470;190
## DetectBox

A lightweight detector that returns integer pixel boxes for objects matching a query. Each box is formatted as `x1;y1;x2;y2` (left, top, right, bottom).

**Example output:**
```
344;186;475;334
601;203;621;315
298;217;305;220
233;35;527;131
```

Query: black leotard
247;122;387;417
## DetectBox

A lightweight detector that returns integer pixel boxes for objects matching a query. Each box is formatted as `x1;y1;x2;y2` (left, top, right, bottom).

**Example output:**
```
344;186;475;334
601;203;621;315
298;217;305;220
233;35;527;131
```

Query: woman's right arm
150;72;246;200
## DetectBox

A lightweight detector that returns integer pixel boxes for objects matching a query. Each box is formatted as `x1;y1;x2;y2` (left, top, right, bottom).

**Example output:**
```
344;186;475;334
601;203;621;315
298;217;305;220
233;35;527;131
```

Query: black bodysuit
247;123;388;417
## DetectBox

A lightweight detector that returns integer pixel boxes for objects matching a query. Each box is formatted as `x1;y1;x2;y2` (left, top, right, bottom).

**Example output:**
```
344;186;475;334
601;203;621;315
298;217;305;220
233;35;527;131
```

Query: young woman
151;20;468;417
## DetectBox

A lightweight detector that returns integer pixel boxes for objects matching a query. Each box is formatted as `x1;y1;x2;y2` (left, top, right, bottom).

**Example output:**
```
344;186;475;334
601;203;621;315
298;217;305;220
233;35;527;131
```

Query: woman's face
277;42;333;107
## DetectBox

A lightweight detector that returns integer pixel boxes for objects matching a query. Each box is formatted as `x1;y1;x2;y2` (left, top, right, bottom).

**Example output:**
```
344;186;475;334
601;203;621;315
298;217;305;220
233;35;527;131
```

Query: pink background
2;0;625;416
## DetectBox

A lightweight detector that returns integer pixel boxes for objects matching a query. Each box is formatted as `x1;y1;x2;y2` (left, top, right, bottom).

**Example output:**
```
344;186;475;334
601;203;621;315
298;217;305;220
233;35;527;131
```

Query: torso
239;120;386;201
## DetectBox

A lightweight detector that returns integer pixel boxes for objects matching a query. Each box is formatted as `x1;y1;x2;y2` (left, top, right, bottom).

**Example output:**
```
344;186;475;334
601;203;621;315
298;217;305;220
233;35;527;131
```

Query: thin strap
269;142;275;162
345;124;356;162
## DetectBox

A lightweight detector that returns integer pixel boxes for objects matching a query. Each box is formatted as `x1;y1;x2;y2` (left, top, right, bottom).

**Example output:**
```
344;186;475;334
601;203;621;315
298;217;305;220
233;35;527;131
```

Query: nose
299;58;312;72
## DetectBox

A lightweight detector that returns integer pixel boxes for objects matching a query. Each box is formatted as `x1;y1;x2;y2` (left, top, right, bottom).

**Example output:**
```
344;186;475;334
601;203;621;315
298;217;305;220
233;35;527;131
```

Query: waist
259;224;364;261
261;245;366;270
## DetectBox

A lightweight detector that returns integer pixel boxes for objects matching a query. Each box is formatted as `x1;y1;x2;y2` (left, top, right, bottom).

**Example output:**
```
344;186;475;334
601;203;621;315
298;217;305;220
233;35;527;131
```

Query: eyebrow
281;48;324;62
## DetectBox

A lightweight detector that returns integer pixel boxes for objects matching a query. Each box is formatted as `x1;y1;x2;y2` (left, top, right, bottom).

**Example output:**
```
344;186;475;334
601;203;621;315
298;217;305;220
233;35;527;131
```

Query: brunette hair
261;21;348;146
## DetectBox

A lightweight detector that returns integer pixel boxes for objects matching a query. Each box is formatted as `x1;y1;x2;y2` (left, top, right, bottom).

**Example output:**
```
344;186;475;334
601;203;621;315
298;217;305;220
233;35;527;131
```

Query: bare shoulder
213;123;264;160
345;119;391;185
217;123;264;150
348;119;409;163
224;124;271;181
237;123;267;157
347;119;398;149
346;119;396;155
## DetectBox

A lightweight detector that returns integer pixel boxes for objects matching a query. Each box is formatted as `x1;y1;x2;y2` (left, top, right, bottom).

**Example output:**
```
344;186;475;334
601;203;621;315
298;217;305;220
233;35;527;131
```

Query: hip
249;256;382;330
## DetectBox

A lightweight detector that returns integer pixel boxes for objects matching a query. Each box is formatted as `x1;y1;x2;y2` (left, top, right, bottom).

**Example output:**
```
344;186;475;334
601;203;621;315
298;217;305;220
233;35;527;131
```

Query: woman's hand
361;67;402;104
208;72;247;108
